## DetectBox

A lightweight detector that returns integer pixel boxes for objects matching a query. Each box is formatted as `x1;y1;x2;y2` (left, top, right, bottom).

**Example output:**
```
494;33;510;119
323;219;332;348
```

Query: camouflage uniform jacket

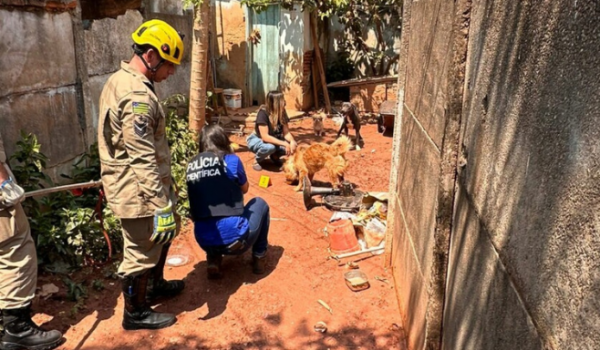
98;61;174;219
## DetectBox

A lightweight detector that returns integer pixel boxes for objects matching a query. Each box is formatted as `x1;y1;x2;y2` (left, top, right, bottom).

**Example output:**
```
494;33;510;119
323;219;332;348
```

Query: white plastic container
223;88;242;110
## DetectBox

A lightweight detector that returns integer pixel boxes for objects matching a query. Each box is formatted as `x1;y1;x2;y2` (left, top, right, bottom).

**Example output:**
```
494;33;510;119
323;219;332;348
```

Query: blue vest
186;152;244;221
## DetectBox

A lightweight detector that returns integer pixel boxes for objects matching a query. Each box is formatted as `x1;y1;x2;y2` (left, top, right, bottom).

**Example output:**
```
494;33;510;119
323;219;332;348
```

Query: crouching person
0;133;63;350
186;125;270;279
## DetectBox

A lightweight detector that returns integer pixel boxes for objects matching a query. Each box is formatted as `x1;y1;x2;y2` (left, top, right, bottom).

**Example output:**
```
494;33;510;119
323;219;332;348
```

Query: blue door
251;5;280;105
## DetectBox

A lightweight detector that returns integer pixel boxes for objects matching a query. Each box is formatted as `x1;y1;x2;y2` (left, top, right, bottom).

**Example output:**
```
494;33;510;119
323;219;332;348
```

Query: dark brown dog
336;102;363;148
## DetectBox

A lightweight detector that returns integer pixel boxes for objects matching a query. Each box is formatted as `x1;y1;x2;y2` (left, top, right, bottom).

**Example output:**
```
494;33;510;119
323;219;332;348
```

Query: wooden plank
309;12;331;114
327;75;399;88
311;50;320;109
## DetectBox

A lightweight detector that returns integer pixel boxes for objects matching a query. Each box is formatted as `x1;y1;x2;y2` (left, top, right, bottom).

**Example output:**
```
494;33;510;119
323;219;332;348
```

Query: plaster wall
213;0;247;98
389;0;600;349
445;0;600;348
0;3;193;181
280;4;311;110
214;0;312;110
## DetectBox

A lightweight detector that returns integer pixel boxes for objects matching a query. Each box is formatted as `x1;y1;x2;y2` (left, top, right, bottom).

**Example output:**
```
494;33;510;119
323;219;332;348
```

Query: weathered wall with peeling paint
388;0;600;349
213;0;312;110
213;0;247;102
0;1;192;181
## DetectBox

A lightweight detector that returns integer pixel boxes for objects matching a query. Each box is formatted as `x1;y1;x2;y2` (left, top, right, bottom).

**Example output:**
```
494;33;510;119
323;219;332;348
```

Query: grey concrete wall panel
148;13;193;99
0;87;85;167
458;0;600;348
443;185;544;350
86;74;111;133
155;61;192;99
402;0;453;150
147;0;189;15
84;10;143;77
396;106;440;285
0;10;76;97
391;194;427;350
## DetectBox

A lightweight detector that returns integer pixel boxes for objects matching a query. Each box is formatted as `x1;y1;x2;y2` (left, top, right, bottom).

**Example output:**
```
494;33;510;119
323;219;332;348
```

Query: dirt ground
33;117;406;350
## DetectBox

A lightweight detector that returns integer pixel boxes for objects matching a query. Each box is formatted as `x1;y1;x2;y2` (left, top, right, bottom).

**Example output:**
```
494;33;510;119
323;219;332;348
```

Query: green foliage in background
10;134;122;270
9;94;197;271
161;94;198;218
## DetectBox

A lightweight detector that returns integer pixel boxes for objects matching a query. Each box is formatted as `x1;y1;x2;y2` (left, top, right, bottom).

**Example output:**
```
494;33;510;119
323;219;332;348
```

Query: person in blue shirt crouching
186;124;270;279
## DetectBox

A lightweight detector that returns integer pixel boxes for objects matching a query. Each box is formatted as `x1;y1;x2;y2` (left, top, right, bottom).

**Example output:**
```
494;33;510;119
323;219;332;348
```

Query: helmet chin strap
137;50;165;82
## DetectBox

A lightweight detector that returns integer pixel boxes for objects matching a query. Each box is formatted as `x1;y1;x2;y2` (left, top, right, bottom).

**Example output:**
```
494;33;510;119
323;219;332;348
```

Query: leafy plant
10;135;122;268
63;277;87;302
8;97;199;270
92;279;105;291
326;51;354;83
161;94;199;218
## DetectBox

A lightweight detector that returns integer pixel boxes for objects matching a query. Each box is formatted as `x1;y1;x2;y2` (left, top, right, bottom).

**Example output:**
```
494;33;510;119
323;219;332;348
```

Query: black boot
1;305;62;350
147;244;185;302
252;255;267;275
122;271;176;330
206;254;223;279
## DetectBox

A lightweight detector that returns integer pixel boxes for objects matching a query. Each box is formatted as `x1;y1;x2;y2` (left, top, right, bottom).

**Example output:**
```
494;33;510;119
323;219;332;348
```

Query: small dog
337;102;363;149
283;136;352;192
312;113;325;136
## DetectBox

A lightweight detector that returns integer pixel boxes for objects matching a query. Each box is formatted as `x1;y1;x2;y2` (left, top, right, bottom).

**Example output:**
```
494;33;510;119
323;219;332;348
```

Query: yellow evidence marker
259;175;271;188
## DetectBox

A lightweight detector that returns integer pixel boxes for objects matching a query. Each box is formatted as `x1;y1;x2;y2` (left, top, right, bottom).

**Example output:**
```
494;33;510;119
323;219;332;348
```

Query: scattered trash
389;323;401;331
314;321;328;333
364;218;387;248
39;283;59;299
318;299;333;314
329;211;356;223
344;262;359;270
271;217;287;221
356;145;361;151
31;313;54;325
344;270;370;292
374;276;390;284
166;255;190;267
371;149;375;153
326;219;360;255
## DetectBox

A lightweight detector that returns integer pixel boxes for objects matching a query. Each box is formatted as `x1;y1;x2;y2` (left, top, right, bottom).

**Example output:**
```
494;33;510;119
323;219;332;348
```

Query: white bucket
223;88;242;110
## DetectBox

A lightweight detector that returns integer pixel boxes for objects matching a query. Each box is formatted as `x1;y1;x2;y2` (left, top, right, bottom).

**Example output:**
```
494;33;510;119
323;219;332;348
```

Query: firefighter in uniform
0;133;63;349
97;19;185;330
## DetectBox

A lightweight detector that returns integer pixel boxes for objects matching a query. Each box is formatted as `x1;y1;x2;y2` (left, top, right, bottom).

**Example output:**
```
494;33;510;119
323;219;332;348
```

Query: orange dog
283;136;352;192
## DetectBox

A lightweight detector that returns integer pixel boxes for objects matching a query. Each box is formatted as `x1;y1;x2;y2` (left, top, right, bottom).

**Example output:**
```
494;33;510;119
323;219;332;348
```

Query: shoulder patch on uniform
134;115;149;137
132;101;150;115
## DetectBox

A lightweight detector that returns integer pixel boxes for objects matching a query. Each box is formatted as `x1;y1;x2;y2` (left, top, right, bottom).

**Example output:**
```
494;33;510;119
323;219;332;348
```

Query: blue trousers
202;197;270;258
247;133;286;163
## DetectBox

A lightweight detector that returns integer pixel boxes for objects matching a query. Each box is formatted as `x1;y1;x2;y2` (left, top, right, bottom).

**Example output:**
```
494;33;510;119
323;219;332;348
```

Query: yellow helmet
132;19;184;65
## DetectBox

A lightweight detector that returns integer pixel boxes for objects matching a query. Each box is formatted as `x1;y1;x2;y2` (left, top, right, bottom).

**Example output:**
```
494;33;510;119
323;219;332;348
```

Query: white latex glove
0;177;25;207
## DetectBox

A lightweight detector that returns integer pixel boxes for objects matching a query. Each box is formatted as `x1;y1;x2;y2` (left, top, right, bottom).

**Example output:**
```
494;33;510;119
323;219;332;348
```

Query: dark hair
199;124;232;159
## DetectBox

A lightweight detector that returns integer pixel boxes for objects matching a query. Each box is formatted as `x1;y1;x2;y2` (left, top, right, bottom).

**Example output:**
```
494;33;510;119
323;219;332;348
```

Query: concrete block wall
388;0;600;349
0;1;193;181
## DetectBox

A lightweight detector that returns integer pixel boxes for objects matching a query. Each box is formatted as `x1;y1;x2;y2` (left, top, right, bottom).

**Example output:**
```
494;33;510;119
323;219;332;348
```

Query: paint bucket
223;88;242;110
326;219;360;255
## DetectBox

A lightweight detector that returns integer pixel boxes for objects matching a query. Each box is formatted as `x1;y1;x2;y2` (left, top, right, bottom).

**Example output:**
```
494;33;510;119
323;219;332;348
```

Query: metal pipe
24;180;102;198
332;246;385;259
